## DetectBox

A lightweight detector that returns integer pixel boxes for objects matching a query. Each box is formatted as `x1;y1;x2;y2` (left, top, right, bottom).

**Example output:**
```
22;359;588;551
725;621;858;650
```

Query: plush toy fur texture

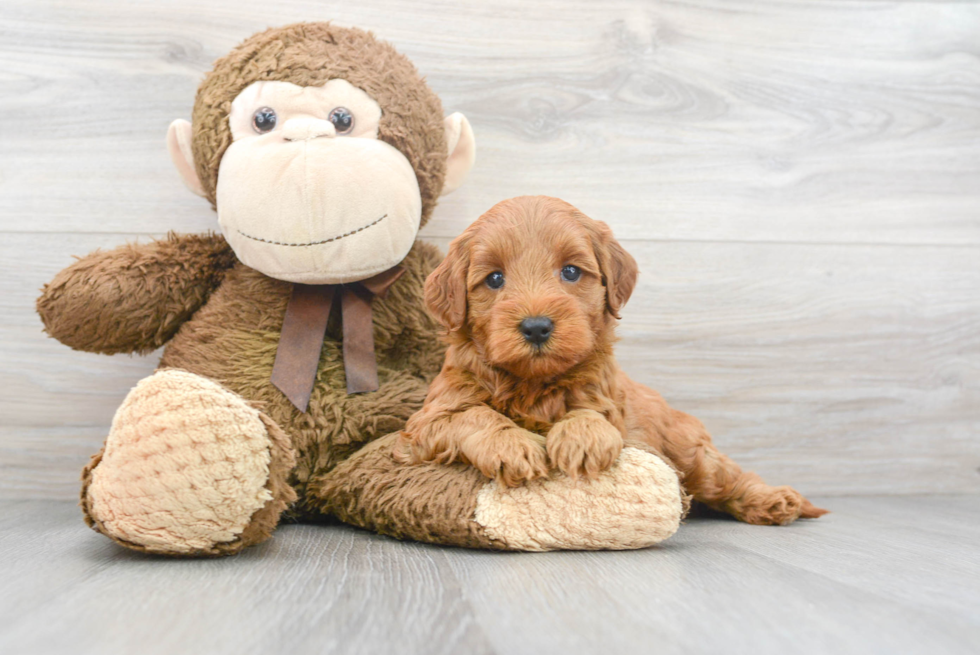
156;240;446;508
314;435;688;551
37;233;237;356
37;23;688;555
191;22;447;225
81;369;297;557
472;445;687;551
44;232;685;553
43;233;447;553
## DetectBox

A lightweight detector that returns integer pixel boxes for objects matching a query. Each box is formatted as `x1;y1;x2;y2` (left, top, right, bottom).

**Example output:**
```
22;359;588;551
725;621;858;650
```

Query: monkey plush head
167;22;475;284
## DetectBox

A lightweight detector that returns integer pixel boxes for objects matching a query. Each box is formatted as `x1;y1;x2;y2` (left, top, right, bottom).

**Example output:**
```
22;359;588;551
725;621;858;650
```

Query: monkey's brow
236;214;387;247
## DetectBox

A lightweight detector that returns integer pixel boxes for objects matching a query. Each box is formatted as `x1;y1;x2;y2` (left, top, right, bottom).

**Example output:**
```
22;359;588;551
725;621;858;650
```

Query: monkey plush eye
251;107;277;133
328;107;354;134
560;265;582;282
485;271;505;289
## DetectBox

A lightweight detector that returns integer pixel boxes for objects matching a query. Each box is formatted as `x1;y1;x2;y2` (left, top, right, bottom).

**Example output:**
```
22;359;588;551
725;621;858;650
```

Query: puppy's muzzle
520;316;553;346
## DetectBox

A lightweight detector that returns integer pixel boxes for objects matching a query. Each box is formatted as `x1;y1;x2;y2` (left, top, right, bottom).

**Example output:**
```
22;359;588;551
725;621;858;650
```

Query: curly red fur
397;196;828;525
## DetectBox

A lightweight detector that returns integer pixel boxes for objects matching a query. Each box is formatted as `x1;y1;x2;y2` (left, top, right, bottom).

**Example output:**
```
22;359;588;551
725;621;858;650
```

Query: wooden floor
1;496;977;655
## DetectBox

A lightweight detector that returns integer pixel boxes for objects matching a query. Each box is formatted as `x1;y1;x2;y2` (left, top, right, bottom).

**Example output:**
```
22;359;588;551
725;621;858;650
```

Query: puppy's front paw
464;427;548;488
547;409;623;480
393;429;460;466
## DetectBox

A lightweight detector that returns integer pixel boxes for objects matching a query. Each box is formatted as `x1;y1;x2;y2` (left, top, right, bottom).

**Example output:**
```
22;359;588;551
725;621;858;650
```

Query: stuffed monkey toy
37;23;686;556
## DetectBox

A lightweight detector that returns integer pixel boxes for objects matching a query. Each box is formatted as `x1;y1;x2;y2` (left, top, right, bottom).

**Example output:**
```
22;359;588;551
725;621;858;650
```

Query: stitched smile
236;214;388;247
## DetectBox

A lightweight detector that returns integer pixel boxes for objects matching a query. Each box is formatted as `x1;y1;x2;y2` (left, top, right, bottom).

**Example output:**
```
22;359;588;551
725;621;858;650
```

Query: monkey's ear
166;119;206;198
424;235;470;331
441;113;476;196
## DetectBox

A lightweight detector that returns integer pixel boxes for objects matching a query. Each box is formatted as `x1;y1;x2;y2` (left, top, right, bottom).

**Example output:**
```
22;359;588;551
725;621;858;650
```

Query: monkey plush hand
36;23;685;556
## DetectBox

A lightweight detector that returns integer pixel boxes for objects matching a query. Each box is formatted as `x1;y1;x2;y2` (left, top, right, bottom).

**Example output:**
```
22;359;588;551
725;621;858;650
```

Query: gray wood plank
444;538;977;655
0;501;494;655
0;0;977;245
1;0;979;499
827;495;980;540
683;497;980;626
1;497;978;655
4;232;978;498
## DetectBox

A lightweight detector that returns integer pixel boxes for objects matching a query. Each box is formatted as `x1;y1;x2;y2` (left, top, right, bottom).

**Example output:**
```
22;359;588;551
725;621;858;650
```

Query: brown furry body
39;235;445;518
397;196;827;525
157;241;446;513
36;23;454;552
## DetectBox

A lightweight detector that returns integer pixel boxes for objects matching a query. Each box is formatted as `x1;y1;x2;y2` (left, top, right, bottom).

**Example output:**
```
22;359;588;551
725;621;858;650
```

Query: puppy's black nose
520;316;554;345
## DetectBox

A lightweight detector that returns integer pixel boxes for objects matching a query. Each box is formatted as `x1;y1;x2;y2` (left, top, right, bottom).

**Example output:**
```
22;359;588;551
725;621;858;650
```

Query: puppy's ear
591;220;638;319
425;234;471;331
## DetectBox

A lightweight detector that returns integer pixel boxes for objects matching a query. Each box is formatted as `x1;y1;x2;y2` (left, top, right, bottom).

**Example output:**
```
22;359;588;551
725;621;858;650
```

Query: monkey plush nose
520;317;554;345
282;118;337;142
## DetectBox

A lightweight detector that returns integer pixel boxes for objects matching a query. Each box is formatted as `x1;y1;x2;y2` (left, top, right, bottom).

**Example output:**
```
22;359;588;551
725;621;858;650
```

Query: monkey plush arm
37;233;236;355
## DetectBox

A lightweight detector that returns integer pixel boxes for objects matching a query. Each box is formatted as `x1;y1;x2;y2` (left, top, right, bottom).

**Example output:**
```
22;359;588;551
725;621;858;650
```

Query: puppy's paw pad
393;431;460;466
738;486;807;526
475;428;548;487
546;411;623;479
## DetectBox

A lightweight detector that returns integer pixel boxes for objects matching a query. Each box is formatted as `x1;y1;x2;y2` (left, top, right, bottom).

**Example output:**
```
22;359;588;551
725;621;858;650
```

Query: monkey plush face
166;23;475;284
215;79;422;282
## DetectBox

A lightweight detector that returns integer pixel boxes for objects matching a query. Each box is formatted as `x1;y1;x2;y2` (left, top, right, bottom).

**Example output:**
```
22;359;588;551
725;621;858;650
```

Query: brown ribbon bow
271;266;406;412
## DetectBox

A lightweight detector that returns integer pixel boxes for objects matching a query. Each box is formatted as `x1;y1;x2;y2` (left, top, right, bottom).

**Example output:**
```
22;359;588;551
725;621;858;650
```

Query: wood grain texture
0;497;978;655
1;0;979;499
4;233;979;498
1;0;978;243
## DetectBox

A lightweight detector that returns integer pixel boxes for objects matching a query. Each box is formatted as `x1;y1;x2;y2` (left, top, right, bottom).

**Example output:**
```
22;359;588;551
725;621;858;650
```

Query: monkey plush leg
310;435;687;551
81;369;296;556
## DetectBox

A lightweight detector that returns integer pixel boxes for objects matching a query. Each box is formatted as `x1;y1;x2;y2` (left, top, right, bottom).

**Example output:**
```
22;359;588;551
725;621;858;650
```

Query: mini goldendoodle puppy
395;195;827;525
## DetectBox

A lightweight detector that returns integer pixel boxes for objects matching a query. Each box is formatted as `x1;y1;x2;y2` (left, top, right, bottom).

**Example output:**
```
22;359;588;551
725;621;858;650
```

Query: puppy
395;196;827;525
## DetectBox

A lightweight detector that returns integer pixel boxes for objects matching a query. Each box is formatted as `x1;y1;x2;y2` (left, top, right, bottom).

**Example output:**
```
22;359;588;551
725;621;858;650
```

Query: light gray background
2;0;977;500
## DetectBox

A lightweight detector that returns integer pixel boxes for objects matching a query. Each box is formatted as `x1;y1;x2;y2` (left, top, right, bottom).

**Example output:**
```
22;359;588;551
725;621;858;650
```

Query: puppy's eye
485;271;505;290
252;107;277;133
328;107;354;134
560;265;582;282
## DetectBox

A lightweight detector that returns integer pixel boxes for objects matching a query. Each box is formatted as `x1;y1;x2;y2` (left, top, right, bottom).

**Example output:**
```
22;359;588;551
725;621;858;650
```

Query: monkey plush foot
82;369;296;556
312;435;688;551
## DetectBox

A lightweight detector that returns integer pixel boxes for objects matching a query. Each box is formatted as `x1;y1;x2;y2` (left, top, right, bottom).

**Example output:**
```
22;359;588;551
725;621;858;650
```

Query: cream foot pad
474;447;686;551
85;369;277;555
